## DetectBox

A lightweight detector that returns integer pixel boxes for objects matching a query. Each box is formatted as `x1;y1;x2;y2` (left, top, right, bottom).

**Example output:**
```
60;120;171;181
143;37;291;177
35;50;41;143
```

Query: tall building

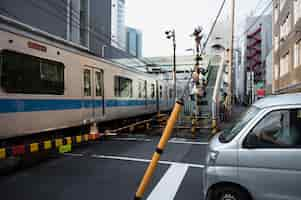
273;0;301;94
111;0;126;50
0;0;129;58
126;26;142;58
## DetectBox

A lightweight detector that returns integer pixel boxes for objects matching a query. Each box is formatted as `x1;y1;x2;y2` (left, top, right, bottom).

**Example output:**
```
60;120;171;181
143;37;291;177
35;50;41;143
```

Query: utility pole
165;30;176;100
228;0;235;111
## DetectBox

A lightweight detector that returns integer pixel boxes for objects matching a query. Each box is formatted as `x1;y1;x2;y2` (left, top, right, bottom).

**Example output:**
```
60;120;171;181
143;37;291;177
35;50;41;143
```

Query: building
241;14;272;104
111;0;126;51
0;0;129;58
126;26;142;58
273;0;301;94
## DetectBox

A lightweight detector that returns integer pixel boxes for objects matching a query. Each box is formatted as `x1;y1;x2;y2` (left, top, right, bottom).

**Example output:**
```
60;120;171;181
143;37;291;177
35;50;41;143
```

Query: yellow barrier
30;143;39;153
55;139;63;148
83;134;89;142
135;100;183;199
44;141;52;150
59;144;72;153
65;137;72;145
76;135;82;143
0;148;6;159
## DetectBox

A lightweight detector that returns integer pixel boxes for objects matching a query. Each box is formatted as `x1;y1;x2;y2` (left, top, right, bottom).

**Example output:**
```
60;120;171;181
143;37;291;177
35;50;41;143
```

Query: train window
84;69;91;96
95;70;103;96
151;83;155;99
159;85;163;98
114;76;133;97
169;88;173;99
0;50;64;94
138;81;143;98
144;80;147;99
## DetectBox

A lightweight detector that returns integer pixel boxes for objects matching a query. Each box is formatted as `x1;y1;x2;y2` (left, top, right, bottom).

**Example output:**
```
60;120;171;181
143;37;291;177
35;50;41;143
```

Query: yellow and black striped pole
134;99;184;200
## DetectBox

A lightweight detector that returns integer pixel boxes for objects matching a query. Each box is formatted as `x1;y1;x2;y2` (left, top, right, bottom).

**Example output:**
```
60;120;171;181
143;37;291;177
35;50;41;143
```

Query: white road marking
111;137;152;142
63;153;84;157
91;154;204;168
147;163;189;200
168;138;208;145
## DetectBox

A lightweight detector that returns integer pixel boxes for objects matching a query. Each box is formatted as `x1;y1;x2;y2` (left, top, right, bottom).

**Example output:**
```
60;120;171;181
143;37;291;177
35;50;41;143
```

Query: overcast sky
126;0;269;57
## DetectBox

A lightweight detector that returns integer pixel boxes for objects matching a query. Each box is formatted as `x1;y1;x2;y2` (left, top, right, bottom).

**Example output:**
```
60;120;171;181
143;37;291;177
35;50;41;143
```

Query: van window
114;76;133;97
244;109;301;148
1;50;64;94
219;106;260;143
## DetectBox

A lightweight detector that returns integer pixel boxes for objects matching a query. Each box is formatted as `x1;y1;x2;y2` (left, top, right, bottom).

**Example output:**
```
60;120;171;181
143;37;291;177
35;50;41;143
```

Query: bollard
211;118;218;134
134;99;184;200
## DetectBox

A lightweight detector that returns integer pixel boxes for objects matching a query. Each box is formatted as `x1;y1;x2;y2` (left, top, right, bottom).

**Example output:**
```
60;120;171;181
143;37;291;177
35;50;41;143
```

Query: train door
94;69;105;120
83;67;104;122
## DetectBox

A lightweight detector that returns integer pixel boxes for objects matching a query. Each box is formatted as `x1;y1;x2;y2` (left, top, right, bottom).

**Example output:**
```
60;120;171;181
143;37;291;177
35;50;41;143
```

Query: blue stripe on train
0;99;161;113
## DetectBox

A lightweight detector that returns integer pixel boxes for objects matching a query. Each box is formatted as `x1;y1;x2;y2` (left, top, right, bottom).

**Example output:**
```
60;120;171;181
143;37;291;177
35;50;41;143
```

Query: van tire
208;185;251;200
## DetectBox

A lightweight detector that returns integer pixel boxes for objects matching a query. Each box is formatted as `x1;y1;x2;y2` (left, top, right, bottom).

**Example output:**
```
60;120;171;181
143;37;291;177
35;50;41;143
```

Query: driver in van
255;111;300;146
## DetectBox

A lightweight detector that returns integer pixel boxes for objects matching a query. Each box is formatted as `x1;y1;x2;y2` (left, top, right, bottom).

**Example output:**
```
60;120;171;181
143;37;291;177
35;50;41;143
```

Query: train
0;25;175;139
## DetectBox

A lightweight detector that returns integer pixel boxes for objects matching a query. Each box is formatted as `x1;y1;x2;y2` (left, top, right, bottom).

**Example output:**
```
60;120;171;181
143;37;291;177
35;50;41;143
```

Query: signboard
28;41;47;52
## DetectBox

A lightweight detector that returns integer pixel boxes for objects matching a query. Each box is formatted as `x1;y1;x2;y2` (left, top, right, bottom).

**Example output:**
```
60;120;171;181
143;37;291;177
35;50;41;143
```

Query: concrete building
241;14;272;104
0;0;129;58
126;26;142;58
273;0;301;94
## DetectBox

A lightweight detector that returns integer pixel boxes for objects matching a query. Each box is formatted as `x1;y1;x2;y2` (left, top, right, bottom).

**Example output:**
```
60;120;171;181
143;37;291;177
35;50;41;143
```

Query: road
0;136;209;200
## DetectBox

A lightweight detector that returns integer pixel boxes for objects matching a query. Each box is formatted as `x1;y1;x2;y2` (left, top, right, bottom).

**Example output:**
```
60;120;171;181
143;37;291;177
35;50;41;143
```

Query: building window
84;69;91;96
280;13;291;42
274;35;279;51
274;64;279;80
274;4;279;24
295;40;301;68
95;70;103;96
280;52;290;77
294;0;301;24
1;50;64;94
114;76;133;97
280;0;286;11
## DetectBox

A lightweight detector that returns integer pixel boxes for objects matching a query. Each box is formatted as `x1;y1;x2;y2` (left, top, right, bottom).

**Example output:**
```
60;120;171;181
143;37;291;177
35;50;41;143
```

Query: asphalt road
0;136;209;200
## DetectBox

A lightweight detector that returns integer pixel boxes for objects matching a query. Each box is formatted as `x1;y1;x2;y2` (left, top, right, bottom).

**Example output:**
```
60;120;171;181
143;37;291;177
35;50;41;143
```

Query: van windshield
219;106;261;143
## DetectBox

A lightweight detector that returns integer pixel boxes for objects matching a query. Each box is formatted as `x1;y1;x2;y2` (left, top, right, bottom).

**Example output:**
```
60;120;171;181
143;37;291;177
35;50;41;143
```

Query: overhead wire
240;0;272;37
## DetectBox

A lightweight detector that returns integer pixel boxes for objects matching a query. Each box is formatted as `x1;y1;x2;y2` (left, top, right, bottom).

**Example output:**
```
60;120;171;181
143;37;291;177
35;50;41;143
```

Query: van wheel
209;186;250;200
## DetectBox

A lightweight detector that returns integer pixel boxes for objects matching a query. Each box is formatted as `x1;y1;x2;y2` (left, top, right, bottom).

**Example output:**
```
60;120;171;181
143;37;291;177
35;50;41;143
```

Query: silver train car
0;28;174;139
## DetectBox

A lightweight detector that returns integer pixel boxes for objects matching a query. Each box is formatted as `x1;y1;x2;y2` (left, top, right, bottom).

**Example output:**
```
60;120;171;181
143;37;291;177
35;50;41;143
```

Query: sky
125;0;270;57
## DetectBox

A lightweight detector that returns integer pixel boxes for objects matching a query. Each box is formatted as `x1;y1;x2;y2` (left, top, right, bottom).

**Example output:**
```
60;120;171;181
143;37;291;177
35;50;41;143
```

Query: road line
147;163;189;200
111;138;152;142
91;154;204;168
63;153;83;157
168;140;208;145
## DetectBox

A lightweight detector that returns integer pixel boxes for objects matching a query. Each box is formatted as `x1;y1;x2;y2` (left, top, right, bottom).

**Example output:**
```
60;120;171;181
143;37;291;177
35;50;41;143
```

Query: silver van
204;93;301;200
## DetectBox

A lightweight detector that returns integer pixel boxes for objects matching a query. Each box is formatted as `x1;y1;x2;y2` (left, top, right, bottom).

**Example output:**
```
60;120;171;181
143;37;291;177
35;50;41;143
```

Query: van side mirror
244;133;258;149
